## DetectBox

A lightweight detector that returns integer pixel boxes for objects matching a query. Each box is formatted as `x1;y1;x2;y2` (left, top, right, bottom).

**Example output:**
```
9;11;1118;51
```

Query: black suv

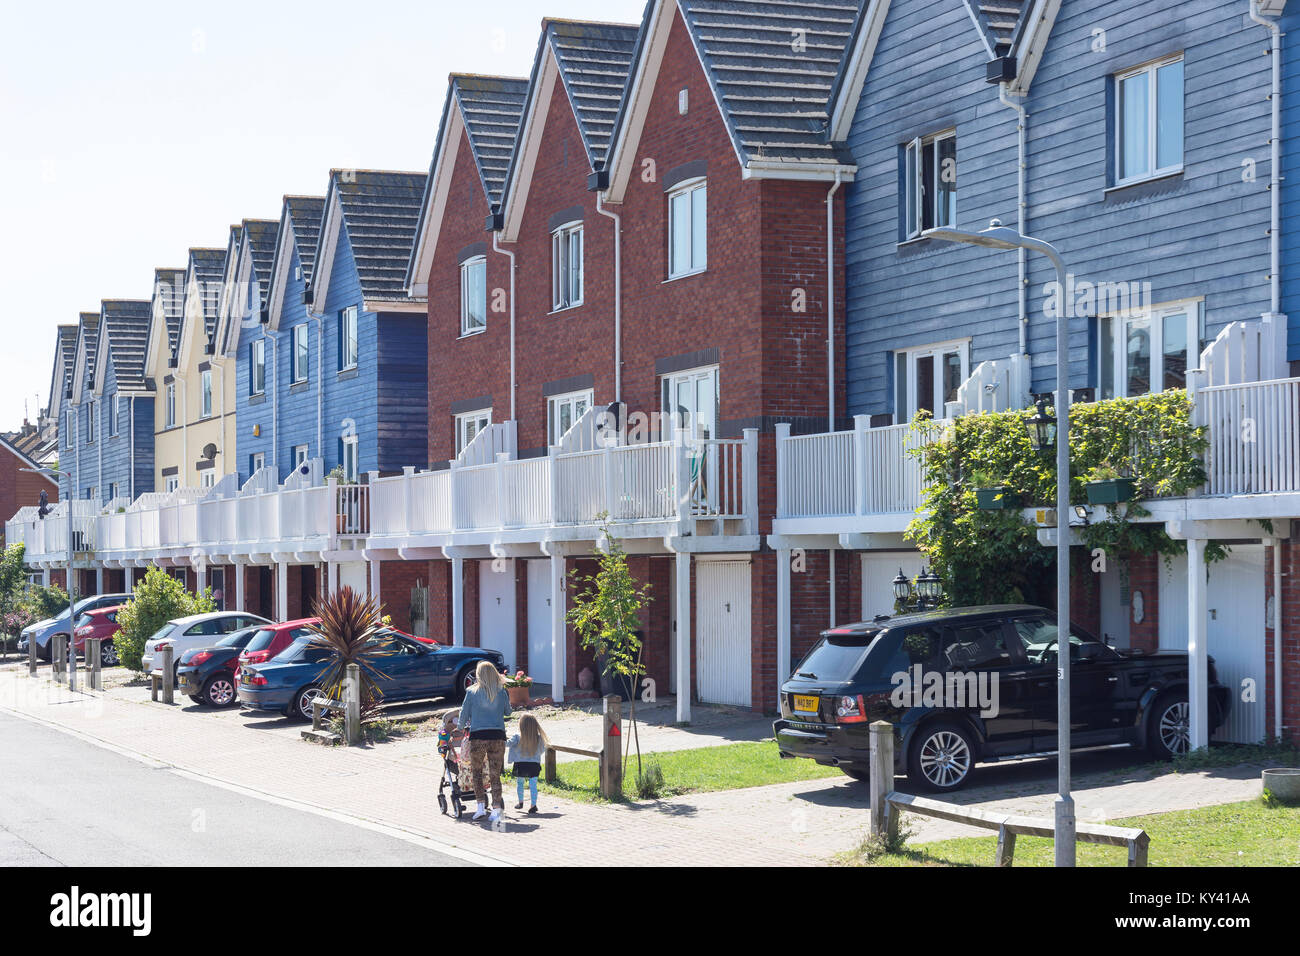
774;604;1231;792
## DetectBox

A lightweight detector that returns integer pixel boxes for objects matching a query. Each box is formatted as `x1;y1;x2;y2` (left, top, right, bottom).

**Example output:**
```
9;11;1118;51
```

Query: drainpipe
304;311;324;469
179;378;188;486
999;83;1030;357
492;231;517;421
97;398;103;504
213;357;227;478
1274;538;1285;738
595;193;622;403
826;169;843;432
270;335;279;475
1250;1;1283;317
129;395;135;500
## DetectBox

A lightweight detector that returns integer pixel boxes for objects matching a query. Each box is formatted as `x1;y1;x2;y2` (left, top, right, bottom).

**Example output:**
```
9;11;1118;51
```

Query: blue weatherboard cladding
1280;5;1300;364
96;300;155;504
842;0;1275;418
50;324;78;499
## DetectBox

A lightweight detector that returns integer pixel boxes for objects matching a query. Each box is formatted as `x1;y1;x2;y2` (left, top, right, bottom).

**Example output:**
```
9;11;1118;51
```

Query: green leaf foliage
114;567;216;671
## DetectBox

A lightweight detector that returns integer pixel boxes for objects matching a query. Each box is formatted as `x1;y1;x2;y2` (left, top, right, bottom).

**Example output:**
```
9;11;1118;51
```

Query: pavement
0;662;1273;866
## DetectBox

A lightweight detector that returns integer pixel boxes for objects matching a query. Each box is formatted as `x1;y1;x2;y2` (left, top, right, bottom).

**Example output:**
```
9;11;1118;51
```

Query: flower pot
507;684;531;707
1262;768;1300;805
975;486;1019;511
1086;477;1137;505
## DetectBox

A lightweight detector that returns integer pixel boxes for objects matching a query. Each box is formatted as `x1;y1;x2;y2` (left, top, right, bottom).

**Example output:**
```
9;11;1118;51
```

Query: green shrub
23;584;68;621
115;567;215;671
635;762;666;799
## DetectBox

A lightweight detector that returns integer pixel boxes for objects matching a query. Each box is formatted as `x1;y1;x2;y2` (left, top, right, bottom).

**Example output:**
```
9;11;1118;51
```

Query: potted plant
969;468;1019;511
1084;463;1137;505
505;670;533;707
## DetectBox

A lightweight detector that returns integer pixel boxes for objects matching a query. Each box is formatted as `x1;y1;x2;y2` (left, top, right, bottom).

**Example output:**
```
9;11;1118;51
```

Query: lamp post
922;220;1075;867
22;467;78;689
892;566;943;612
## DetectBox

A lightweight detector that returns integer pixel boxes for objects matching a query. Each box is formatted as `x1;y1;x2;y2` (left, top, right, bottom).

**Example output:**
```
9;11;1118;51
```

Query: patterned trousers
468;738;506;808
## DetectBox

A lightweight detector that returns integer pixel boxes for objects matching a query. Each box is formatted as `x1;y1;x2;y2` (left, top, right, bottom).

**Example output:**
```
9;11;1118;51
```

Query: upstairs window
86;400;95;444
65;410;73;448
455;408;491;456
165;383;176;428
460;256;487;335
200;470;215;490
339;306;359;370
547;389;592;445
165;475;180;493
1098;300;1204;399
200;369;213;418
249;338;266;395
1115;55;1184;185
894;340;968;422
341;434;359;481
551;222;583;310
903;131;956;240
110;393;120;437
292;324;309;383
668;179;707;278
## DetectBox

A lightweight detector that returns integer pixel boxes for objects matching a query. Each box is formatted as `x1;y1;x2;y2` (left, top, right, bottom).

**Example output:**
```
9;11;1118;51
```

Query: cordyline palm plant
306;586;393;721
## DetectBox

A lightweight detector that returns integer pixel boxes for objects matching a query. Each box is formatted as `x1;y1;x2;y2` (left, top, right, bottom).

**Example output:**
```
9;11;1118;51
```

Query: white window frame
292;324;309;383
86;485;97;502
454;408;491;455
250;338;266;395
165;383;176;428
1099;298;1204;399
660;365;719;439
903;130;957;241
667;178;707;279
894;339;970;422
551;222;584;311
86;399;95;444
293;444;310;469
165;476;180;493
341;434;359;481
65;409;73;448
250;452;265;474
460;257;487;336
200;470;215;489
340;306;359;370
109;482;119;501
547;389;593;445
200;369;213;419
1115;54;1185;187
110;394;120;437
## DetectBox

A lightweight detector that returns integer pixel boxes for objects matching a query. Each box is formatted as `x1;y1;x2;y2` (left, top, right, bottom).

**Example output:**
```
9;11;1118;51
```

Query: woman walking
458;660;512;822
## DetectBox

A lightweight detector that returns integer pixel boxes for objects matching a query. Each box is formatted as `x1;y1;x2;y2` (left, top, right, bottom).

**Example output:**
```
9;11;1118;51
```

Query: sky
0;0;648;433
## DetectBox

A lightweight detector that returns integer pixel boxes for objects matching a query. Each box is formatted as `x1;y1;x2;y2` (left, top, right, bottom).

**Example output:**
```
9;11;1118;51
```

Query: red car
72;605;125;666
237;618;321;671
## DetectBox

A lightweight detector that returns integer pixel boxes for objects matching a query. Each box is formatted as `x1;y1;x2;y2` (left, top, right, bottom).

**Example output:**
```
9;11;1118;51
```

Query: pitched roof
674;0;860;168
76;311;100;393
452;74;530;208
325;169;428;303
53;324;78;404
188;248;227;342
242;219;280;308
546;20;640;167
963;0;1031;59
99;299;153;391
153;267;187;363
285;196;325;283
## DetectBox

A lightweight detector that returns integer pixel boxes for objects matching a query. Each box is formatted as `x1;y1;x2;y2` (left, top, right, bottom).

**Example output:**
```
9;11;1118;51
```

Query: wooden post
1129;832;1150;867
28;629;37;676
68;632;78;692
868;720;896;843
87;638;101;691
52;635;65;684
160;644;174;704
544;747;557;784
600;695;623;798
995;825;1017;866
344;663;361;746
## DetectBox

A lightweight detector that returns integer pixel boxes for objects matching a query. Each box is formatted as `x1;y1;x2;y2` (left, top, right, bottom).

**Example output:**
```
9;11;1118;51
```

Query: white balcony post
774;422;790;519
550;552;565;703
547;449;560;525
276;560;288;622
95;567;104;595
603;441;616;520
777;547;791;712
853;414;871;516
400;466;413;532
327;560;338;598
449;460;461;531
451;557;465;646
195;563;207;597
369;558;381;603
325;475;337;544
1188;538;1209;751
742;428;759;534
234;564;246;612
675;429;692;529
496;452;508;529
41;569;50;588
675;550;691;723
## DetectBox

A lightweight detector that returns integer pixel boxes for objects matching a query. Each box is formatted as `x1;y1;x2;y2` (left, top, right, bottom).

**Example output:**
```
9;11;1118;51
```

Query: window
293;444;310;469
547;389;593;445
86;400;95;444
292;323;309;383
667;179;707;278
165;383;176;428
903;131;957;240
109;482;119;501
455;408;491;455
86;486;97;501
1098;300;1204;399
341;435;359;481
551;222;583;310
200;470;215;489
940;625;1014;671
894;340;969;421
661;366;718;439
65;410;73;448
460;257;487;335
339;306;359;370
249;339;266;395
165;476;180;493
1115;55;1184;185
249;452;265;475
110;394;119;437
200;369;213;418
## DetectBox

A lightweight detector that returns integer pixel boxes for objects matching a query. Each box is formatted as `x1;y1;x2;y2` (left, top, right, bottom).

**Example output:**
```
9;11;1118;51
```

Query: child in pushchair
437;709;468;818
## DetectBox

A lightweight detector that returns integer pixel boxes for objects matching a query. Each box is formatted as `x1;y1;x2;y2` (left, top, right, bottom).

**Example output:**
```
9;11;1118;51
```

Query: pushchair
437;725;468;818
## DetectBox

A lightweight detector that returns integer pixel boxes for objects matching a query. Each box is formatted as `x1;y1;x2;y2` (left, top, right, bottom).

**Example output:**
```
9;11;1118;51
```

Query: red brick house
0;433;59;552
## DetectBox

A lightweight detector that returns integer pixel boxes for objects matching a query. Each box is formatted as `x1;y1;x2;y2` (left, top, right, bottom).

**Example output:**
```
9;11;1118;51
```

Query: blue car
239;630;505;720
18;592;132;661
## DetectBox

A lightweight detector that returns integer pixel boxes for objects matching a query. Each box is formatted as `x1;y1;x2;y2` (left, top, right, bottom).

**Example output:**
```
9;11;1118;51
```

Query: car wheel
295;685;325;722
451;666;475;703
840;767;871;783
907;721;976;793
1149;695;1191;760
202;674;238;708
100;640;119;667
188;695;204;705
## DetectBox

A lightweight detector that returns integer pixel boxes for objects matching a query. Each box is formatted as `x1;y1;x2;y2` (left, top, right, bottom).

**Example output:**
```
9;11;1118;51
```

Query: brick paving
0;665;1270;865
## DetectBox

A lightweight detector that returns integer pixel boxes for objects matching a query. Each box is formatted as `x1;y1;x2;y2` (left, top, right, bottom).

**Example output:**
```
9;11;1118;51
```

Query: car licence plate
793;694;819;713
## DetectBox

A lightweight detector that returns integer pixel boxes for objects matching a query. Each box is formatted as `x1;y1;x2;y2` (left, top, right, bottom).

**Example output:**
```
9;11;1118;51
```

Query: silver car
18;593;132;660
141;611;270;682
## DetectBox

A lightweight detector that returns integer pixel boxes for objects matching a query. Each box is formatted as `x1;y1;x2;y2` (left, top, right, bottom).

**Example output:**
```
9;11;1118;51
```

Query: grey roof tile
546;20;640;167
99;300;153;391
188;247;227;342
330;169;428;301
285;196;325;282
452;75;529;208
152;267;187;365
242;219;280;309
964;0;1030;58
77;311;100;389
55;324;79;401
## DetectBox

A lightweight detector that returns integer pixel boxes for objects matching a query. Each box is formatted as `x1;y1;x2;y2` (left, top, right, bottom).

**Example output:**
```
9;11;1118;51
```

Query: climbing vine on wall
904;390;1219;608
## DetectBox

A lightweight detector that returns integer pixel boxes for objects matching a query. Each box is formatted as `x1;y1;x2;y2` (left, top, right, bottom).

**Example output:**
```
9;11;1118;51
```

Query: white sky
0;0;648;432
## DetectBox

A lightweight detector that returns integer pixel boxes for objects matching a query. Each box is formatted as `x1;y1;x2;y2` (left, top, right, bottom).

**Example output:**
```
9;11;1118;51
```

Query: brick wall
0;442;58;549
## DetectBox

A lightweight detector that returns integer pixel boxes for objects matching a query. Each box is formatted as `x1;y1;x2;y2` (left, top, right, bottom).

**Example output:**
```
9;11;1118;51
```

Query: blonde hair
473;660;503;701
518;713;547;754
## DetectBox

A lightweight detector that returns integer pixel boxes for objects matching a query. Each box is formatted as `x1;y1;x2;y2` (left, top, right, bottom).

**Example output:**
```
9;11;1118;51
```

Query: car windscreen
216;627;259;649
146;623;174;643
74;614;93;629
243;628;278;652
792;631;880;681
278;638;331;664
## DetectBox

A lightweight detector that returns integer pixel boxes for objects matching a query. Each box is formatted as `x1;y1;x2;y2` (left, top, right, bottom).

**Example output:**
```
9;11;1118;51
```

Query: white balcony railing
1197;376;1300;497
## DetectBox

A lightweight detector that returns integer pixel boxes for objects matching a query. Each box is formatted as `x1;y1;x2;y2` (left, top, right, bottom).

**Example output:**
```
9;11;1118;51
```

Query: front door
477;559;516;672
695;558;750;707
526;560;552;685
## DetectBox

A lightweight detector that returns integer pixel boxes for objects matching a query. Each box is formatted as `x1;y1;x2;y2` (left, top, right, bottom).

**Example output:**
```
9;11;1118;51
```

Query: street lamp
1025;399;1057;452
892;566;944;612
922;219;1076;867
22;467;77;690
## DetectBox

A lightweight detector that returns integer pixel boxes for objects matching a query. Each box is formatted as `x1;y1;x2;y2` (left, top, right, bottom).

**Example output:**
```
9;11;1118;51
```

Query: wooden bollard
544;746;557;784
160;644;174;704
599;694;623;798
344;663;360;745
869;720;897;844
52;635;66;684
68;633;78;692
28;631;37;676
87;638;102;690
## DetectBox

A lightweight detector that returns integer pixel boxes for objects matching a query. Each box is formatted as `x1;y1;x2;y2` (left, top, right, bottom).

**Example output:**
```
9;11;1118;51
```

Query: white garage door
478;559;516;671
338;562;368;599
1158;545;1266;744
860;552;926;621
696;559;751;707
526;560;552;684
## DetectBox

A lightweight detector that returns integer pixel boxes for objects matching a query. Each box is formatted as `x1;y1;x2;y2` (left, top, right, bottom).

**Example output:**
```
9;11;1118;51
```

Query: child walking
507;713;547;814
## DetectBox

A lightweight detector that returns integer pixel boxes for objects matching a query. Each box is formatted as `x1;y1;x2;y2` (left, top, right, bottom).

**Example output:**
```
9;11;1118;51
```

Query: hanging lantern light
1026;399;1058;452
916;567;943;606
892;568;911;603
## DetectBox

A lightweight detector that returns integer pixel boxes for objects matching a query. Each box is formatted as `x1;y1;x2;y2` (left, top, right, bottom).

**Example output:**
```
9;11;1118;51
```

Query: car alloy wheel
917;729;972;790
297;686;325;721
205;676;236;707
100;641;119;667
1157;700;1191;756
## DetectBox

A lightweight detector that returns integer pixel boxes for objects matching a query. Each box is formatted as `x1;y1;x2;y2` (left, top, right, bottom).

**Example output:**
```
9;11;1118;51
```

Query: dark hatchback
178;626;261;708
774;604;1231;792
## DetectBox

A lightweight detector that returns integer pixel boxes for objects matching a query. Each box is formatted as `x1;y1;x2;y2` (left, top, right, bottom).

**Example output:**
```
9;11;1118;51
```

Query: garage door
696;559;751;707
478;559;516;672
860;552;926;621
1158;545;1265;744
